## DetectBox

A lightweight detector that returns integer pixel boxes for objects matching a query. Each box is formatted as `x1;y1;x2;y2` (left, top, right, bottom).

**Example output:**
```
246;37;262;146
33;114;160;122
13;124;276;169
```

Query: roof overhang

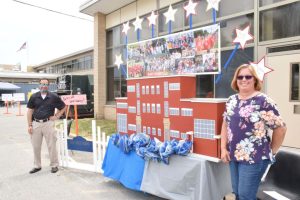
0;72;57;80
79;0;135;16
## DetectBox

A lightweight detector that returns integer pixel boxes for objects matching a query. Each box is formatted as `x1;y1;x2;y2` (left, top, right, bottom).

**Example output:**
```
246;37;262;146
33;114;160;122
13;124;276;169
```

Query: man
27;78;66;174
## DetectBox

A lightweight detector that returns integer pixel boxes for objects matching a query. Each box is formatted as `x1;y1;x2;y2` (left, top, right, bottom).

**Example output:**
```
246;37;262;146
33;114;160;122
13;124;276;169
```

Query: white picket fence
58;119;110;173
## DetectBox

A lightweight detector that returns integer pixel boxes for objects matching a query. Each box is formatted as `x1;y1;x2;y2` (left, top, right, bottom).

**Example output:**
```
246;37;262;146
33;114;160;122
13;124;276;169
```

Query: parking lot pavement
0;105;164;200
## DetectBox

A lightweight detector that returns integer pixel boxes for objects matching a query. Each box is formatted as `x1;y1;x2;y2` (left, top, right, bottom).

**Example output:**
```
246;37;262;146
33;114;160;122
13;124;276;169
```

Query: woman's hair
231;64;262;92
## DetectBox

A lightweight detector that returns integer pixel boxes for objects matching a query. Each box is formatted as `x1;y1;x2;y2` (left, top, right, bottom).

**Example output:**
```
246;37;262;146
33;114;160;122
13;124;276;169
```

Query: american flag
17;42;27;52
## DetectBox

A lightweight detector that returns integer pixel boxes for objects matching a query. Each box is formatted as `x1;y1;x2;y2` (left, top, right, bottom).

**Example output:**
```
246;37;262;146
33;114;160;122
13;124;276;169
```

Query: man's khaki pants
31;120;58;168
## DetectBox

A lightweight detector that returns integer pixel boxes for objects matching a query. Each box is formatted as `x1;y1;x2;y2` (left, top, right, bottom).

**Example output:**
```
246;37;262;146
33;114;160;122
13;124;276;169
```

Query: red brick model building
116;75;226;159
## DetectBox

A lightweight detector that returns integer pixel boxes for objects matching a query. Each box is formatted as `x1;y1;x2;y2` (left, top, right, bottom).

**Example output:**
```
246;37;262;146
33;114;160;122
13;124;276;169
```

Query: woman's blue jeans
229;160;270;200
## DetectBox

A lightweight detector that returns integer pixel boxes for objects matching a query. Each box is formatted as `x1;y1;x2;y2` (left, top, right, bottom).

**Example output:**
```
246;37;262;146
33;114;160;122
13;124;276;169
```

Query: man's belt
33;118;50;123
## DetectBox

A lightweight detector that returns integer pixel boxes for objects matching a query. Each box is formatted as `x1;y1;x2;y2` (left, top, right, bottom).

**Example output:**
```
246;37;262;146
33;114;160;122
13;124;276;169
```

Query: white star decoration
163;5;177;24
122;21;130;35
233;26;254;49
206;0;221;11
147;11;158;26
132;16;143;31
184;0;198;17
114;54;123;70
250;57;273;82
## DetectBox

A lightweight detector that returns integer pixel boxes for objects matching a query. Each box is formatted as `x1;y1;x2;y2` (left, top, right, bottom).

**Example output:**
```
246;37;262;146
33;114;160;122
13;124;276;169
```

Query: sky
0;0;93;66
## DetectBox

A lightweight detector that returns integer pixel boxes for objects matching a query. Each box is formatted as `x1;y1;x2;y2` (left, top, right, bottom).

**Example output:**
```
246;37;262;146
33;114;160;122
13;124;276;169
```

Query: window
215;47;254;98
136;83;140;98
259;0;286;7
194;119;215;139
184;0;211;27
156;104;161;114
158;128;161;136
219;0;253;17
169;108;180;116
291;63;299;101
152;128;156;136
170;130;180;138
164;81;168;98
137;100;141;115
260;2;300;41
164;101;169;117
181;108;193;116
196;75;214;98
128;106;136;113
117;113;127;133
158;3;184;35
128;124;136;131
151;103;156;113
156;85;160;94
220;14;254;47
169;83;180;90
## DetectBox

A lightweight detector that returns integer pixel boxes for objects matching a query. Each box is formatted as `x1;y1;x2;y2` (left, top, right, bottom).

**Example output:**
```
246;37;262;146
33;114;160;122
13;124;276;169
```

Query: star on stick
114;54;123;70
184;0;198;17
163;5;177;24
250;56;273;82
132;16;143;31
206;0;221;11
122;21;130;35
233;25;254;49
147;11;158;26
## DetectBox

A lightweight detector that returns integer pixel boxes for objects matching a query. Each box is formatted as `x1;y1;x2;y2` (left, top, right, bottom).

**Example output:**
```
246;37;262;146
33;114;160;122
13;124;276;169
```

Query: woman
221;64;287;200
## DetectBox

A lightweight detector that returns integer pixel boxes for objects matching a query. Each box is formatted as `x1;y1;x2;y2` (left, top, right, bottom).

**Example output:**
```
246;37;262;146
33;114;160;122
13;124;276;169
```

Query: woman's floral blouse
223;93;284;164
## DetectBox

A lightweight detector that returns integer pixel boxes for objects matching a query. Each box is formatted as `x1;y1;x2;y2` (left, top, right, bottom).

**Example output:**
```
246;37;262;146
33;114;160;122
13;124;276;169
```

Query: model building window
142;86;145;95
128;106;136;113
137;124;141;133
169;83;180;90
152;128;156;135
164;101;169;117
151;85;155;94
128;124;136;131
151;104;156;113
117;113;127;133
181;133;187;139
147;127;151;135
127;85;135;92
146;85;149;94
170;130;180;138
291;63;299;101
169;108;180;116
181;108;193;116
137;100;141;115
117;102;127;109
143;126;146;134
164;81;168;98
156;104;161;114
158;128;161;136
156;85;160;94
194;119;215;139
136;83;140;98
142;103;146;113
147;103;151;113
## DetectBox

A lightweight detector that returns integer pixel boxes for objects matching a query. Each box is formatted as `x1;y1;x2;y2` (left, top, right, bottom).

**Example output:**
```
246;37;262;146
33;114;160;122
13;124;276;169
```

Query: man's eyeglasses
39;83;49;86
237;75;253;80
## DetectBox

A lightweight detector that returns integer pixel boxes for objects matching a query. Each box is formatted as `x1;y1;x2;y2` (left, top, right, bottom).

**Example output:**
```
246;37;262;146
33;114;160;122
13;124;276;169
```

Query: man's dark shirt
27;91;65;120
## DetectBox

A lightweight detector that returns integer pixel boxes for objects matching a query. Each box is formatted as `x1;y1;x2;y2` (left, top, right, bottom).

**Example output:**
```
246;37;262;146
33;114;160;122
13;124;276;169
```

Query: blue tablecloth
102;139;145;191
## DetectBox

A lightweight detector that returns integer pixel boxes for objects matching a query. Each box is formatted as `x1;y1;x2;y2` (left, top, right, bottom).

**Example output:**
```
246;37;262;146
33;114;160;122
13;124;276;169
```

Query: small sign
13;93;25;101
67;136;93;152
1;94;13;101
61;94;87;105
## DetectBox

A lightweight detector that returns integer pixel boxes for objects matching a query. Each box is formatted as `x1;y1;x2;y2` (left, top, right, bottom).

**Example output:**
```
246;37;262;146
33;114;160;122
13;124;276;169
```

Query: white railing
58;119;110;173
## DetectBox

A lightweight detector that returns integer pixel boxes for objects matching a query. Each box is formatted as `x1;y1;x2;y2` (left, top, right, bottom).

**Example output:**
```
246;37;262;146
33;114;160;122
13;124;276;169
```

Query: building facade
80;0;300;148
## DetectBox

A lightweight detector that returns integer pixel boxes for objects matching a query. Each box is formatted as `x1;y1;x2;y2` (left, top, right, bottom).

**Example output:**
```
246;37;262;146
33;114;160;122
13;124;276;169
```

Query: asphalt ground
0;105;164;200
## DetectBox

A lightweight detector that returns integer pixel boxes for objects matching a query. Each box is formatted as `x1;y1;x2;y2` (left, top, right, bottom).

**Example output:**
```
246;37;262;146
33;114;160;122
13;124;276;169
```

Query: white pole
63;119;69;167
92;120;97;172
97;126;102;164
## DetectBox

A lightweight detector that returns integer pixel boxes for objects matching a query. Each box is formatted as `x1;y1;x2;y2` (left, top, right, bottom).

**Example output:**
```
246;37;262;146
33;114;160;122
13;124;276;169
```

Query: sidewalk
0;105;164;200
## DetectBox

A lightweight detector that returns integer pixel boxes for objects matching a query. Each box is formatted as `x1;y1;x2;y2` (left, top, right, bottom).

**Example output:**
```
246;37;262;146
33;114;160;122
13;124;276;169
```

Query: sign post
2;94;13;114
13;93;25;116
60;94;87;136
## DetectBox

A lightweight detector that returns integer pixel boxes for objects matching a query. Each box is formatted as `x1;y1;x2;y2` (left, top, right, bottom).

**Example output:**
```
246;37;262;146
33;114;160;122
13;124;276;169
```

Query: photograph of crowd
127;24;220;78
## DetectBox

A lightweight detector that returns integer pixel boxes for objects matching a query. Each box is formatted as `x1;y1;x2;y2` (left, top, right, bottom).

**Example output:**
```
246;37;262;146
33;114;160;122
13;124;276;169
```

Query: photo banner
127;24;220;79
